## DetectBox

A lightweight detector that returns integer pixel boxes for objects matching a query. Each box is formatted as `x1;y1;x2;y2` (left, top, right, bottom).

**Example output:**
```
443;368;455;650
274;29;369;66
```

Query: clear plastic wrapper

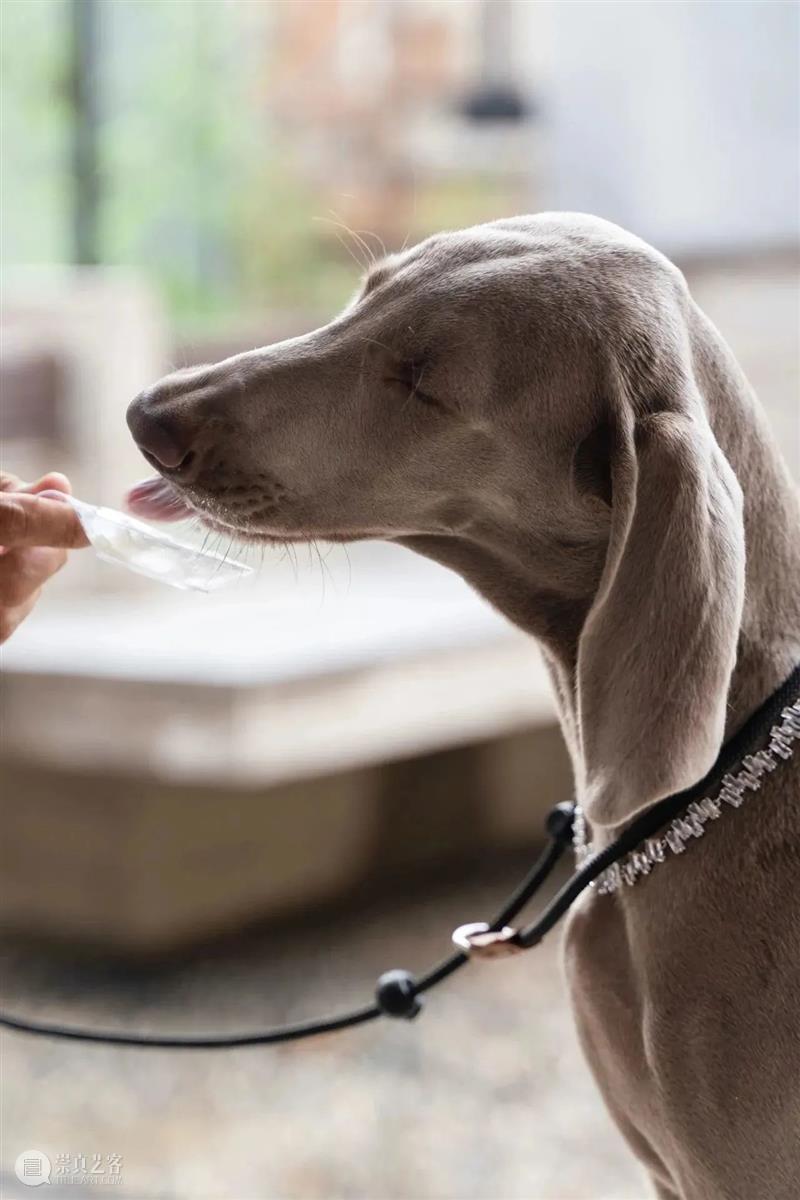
53;495;252;592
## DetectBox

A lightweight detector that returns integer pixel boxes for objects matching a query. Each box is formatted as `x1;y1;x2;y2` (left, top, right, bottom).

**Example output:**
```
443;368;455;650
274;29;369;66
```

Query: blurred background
1;2;798;1198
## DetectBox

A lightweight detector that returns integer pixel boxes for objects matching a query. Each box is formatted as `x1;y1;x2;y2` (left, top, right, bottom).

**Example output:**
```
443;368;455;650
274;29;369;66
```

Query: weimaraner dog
127;214;800;1199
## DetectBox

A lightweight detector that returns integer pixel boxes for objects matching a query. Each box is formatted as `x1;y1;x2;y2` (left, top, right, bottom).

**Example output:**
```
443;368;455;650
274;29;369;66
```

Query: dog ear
576;382;746;829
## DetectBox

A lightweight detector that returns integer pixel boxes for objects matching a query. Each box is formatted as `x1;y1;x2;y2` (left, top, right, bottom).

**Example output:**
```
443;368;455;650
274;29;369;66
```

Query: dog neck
401;318;800;771
690;304;800;739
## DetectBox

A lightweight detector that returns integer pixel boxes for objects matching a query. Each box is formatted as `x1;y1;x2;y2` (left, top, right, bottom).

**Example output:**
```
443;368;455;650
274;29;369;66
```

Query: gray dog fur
129;214;800;1198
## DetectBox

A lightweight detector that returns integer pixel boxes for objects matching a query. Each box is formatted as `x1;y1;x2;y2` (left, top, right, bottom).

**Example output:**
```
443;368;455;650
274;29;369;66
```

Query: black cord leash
1;664;797;1050
0;808;572;1050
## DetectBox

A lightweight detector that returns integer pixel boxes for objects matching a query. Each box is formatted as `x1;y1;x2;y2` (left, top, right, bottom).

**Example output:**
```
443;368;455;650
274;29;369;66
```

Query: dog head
128;213;745;826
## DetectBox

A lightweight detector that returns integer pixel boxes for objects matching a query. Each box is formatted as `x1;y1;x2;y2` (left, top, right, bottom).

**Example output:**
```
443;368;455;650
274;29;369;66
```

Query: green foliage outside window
1;0;355;329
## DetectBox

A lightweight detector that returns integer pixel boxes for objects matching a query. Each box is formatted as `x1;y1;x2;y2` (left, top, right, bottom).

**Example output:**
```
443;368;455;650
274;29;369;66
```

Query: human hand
0;472;89;643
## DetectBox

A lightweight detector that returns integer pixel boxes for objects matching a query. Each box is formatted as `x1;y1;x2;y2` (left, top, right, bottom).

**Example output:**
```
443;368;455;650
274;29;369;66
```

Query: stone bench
0;547;568;952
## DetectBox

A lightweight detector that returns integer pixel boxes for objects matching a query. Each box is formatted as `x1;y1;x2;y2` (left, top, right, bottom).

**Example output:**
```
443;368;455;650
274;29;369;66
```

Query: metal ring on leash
450;922;524;957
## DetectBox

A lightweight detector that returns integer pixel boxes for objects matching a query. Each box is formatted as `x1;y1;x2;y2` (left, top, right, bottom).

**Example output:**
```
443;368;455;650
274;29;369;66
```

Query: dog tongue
124;477;194;522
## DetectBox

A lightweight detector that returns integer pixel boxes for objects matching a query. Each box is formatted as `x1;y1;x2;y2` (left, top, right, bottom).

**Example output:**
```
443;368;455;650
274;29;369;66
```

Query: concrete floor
0;858;647;1200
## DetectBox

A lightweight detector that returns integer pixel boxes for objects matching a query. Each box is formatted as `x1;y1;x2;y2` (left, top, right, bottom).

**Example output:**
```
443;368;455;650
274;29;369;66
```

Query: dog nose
126;393;196;473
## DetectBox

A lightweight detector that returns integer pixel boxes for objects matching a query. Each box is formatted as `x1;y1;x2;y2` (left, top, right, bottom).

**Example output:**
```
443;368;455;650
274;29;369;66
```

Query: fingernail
38;489;72;504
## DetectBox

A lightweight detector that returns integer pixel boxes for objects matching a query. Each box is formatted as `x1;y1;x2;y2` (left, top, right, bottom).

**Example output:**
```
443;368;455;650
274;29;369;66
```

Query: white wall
532;0;799;254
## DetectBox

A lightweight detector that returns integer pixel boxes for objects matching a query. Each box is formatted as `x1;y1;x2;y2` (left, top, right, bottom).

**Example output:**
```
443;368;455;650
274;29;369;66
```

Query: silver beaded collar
573;697;800;895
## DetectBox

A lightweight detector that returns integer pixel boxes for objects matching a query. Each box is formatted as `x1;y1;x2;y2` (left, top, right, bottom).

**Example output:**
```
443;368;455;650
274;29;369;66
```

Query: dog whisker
313;215;371;272
325;209;377;269
352;226;387;261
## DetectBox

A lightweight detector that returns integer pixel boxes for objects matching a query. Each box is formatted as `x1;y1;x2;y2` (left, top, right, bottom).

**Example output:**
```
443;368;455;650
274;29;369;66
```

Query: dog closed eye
384;359;448;411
